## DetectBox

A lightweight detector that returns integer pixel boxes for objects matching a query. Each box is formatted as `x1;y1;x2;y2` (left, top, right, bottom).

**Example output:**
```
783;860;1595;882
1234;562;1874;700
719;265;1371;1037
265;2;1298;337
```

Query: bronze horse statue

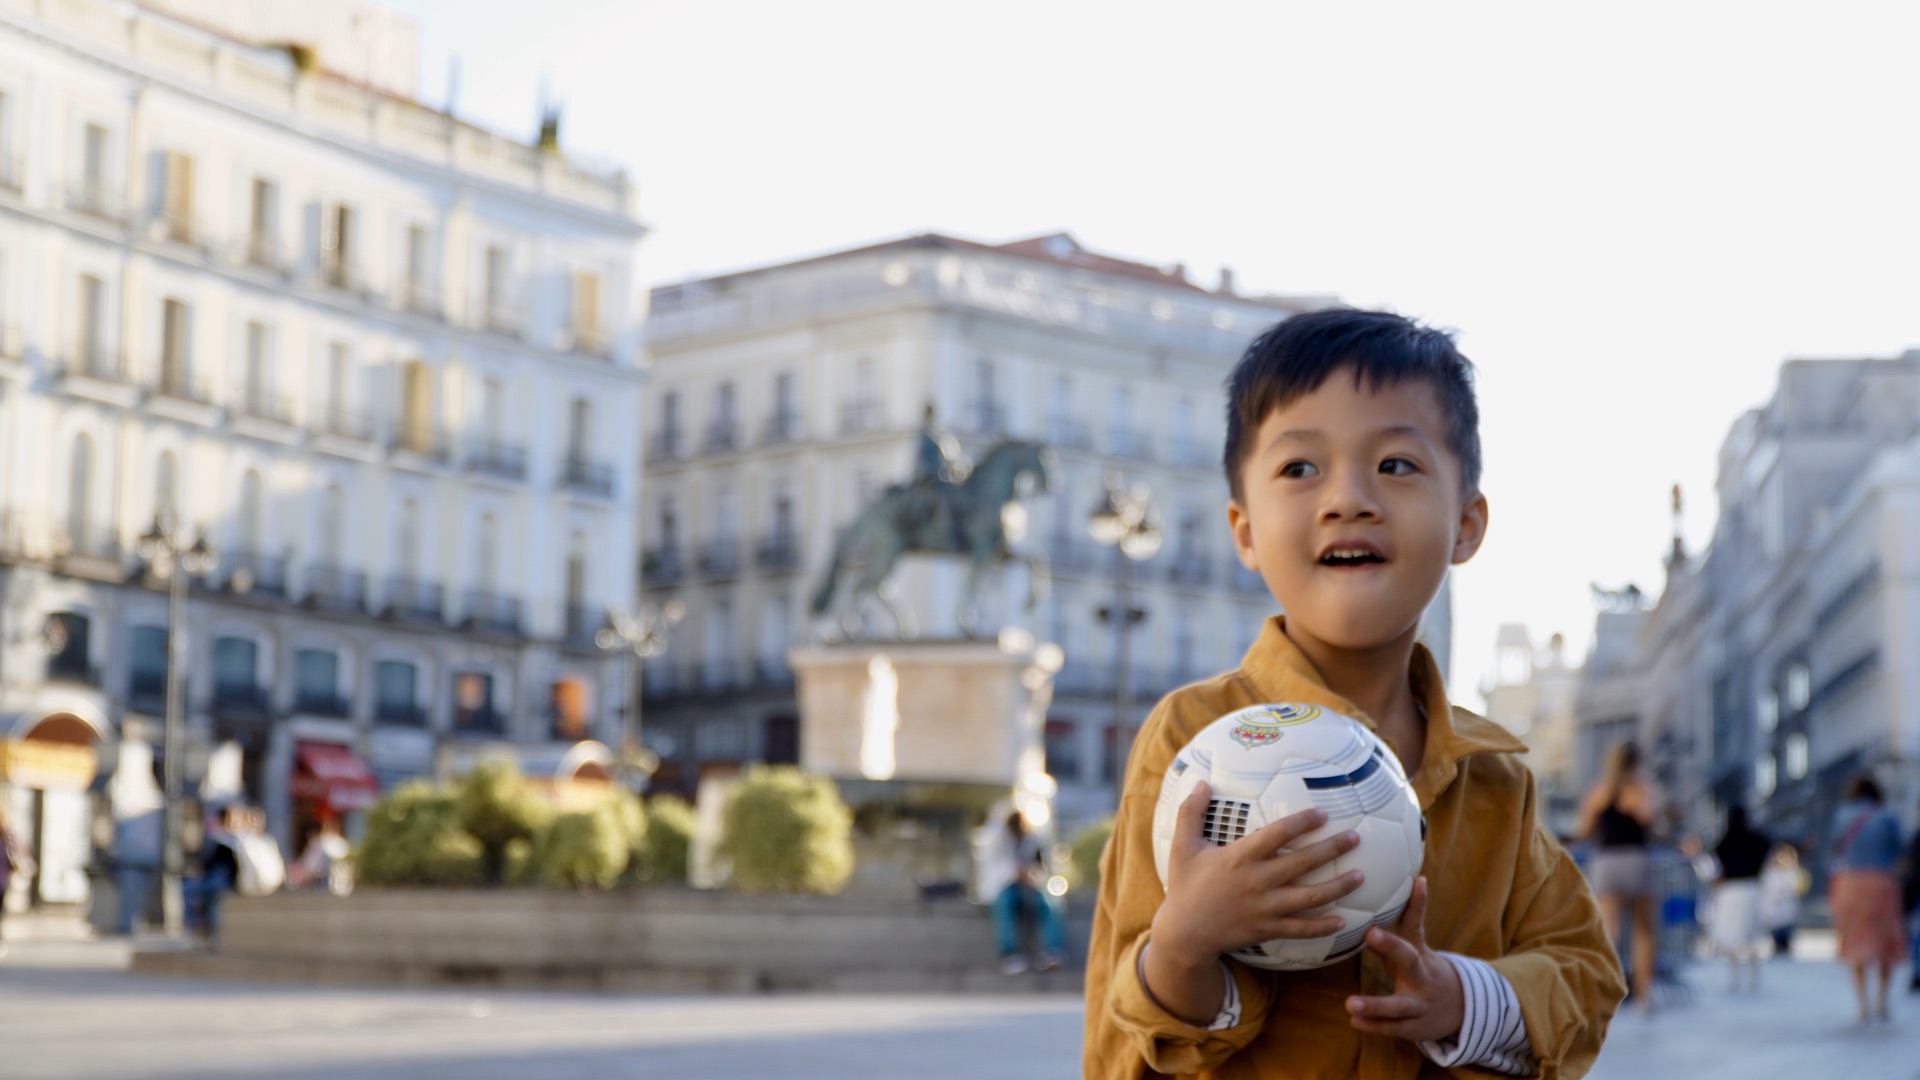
811;440;1053;639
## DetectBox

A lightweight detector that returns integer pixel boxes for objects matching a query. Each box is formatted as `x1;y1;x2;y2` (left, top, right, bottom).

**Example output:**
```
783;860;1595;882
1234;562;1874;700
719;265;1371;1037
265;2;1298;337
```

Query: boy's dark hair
1223;308;1481;501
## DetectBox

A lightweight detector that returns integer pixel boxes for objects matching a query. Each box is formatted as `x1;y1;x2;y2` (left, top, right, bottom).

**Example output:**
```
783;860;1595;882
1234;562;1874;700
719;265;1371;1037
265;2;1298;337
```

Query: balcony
761;412;802;445
452;706;506;736
153;370;214;405
385;577;445;623
756;533;803;573
642;548;686;588
53;522;123;566
560;455;614;497
648;431;686;461
465;439;528;481
839;399;883;435
562;604;600;646
237;391;293;426
402;281;444;319
391;425;450;462
481;302;521;337
224;550;287;596
752;658;795;691
1047;418;1094;451
461;589;524;636
292;691;352;718
156;211;212;252
46;654;101;686
696;539;742;580
1167;557;1213;588
313;406;375;442
306;564;367;612
704;421;741;454
240;234;292;275
319;256;361;293
211;682;271;722
1109;427;1156;462
965;401;1011;437
374;700;428;728
66;182;126;224
568;328;613;359
54;344;125;383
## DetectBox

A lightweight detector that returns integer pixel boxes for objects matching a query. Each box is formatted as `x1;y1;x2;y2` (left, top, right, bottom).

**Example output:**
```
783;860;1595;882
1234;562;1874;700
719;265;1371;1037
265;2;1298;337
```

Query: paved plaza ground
0;930;1915;1078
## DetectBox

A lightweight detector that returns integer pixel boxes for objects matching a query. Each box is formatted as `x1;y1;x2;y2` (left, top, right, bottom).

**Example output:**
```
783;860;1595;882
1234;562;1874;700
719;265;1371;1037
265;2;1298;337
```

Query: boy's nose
1318;471;1382;522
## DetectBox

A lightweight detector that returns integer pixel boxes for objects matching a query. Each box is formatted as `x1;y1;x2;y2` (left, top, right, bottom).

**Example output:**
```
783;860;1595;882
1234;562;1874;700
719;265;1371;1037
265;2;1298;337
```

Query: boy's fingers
1262;830;1359;882
1264;870;1364;915
1253;914;1348;941
1173;781;1212;855
1246;806;1331;858
1396;875;1429;950
1346;992;1428;1021
1365;926;1425;976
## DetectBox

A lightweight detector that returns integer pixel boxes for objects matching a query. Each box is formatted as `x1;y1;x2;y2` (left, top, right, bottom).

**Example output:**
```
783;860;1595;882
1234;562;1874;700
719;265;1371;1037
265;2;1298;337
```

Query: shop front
288;741;381;858
0;711;106;914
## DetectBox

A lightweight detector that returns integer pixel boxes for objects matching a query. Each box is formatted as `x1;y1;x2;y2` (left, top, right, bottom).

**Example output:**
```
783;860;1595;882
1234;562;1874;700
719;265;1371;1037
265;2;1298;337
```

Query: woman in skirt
1827;775;1908;1024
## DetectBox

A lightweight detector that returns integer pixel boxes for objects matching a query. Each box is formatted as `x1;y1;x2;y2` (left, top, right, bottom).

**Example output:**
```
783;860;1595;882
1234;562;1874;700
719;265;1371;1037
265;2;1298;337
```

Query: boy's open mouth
1318;544;1386;567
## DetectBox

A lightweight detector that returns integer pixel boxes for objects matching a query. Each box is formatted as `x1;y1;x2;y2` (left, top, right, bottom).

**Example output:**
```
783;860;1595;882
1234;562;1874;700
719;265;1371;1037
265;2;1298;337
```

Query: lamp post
135;514;217;937
597;599;685;788
1087;474;1160;788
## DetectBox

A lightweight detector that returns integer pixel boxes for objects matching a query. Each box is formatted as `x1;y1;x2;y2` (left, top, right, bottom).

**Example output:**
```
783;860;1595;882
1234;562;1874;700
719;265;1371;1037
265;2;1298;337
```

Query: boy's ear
1451;491;1489;565
1227;499;1258;570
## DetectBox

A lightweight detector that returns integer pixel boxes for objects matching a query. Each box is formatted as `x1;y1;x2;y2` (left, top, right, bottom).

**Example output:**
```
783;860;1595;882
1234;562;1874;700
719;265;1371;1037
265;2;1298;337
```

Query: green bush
608;792;649;883
641;793;695;883
1068;816;1115;892
352;781;484;887
718;767;854;895
455;760;554;885
531;804;628;890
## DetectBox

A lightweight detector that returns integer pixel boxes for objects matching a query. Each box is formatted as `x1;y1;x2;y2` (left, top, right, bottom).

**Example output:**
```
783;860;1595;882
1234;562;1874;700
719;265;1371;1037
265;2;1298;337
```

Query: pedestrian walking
1826;775;1907;1023
1759;842;1808;959
1578;740;1663;1013
1709;806;1771;990
184;803;240;944
0;806;35;960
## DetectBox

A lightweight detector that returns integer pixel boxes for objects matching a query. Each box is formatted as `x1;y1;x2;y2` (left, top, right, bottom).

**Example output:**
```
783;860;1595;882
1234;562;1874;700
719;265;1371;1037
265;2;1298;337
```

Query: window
374;660;420;724
237;470;263;554
1757;689;1778;733
1784;732;1809;780
482;379;505;439
294;650;340;711
399;361;435;453
762;593;791;666
484;245;510;319
244;321;271;412
1784;662;1811;712
396;498;420;580
160;298;190;395
1044;718;1079;781
161;151;194;242
405;225;435;312
81;123;108;191
855;357;876;404
76;274;105;368
771;371;797;439
452;671;499;733
772;484;794;539
326;342;351;420
475;513;497;586
324;203;354;287
154;451;177;531
660;391;682;454
130;625;168;700
213;637;260;697
45;612;91;679
1755;753;1777;797
714;488;738;542
565;549;588;611
659;496;679;554
549;676;590;741
568;396;591;460
715;382;736;436
570;270;602;350
248;178;278;263
321;484;346;556
703;598;733;689
970;358;996;430
67;433;92;543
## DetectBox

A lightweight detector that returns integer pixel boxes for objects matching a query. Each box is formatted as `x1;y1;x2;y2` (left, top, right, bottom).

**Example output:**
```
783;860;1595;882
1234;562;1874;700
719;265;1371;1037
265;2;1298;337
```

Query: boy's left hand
1344;876;1464;1043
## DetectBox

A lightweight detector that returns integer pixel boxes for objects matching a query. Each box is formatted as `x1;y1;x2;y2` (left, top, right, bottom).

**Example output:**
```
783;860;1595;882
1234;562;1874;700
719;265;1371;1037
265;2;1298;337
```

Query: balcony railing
563;604;600;646
1167;557;1213;587
461;589;524;635
839;399;883;435
241;235;292;274
452;706;506;736
313;406;375;442
752;659;796;691
46;655;101;686
649;431;686;461
237;392;293;425
465;440;528;481
762;412;802;445
568;328;612;358
320;256;361;292
292;692;352;718
966;401;1011;436
54;522;122;564
697;539;742;580
1109;427;1156;462
157;211;211;250
704;421;740;454
756;533;803;572
211;682;271;721
153;370;213;405
1047;419;1094;451
481;302;521;336
54;344;125;382
561;455;614;497
66;182;126;223
391;426;450;461
642;548;686;588
402;281;443;318
306;564;367;612
224;550;287;596
385;577;445;623
374;701;428;728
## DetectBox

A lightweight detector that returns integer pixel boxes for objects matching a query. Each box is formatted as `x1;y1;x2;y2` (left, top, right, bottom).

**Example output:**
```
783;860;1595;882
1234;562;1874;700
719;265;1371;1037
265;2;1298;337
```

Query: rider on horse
907;404;968;546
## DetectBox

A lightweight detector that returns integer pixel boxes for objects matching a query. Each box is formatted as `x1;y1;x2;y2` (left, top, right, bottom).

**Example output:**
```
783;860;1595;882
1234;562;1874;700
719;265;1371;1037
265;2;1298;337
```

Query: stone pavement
2;929;1916;1078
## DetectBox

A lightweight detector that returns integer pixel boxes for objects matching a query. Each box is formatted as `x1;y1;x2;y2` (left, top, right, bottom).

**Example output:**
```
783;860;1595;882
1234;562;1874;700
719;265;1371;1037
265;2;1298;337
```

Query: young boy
1084;309;1626;1079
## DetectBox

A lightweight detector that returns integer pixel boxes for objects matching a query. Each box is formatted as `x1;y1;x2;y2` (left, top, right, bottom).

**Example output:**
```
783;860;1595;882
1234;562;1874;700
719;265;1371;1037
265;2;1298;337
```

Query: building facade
1479;623;1580;836
640;232;1451;828
1573;354;1920;853
0;0;646;916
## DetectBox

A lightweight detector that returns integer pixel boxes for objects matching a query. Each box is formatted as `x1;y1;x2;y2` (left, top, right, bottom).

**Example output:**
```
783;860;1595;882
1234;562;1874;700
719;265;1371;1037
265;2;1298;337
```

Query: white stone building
640;232;1471;829
1573;354;1920;852
1480;623;1580;835
0;0;646;919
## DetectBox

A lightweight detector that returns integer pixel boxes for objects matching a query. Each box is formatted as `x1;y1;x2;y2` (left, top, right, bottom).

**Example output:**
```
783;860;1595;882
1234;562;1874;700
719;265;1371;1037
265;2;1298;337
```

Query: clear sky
378;0;1920;699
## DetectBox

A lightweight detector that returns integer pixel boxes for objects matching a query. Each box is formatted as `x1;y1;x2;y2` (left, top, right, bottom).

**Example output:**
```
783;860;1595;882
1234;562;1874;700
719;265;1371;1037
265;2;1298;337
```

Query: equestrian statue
811;405;1053;639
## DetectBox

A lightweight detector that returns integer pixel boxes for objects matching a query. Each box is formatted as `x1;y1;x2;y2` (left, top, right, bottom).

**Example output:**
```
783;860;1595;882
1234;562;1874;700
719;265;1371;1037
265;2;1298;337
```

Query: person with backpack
185;803;241;944
1828;775;1907;1023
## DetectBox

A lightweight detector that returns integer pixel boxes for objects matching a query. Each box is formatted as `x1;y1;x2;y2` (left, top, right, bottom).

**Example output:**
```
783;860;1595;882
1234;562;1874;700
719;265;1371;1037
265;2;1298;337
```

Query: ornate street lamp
1087;474;1160;790
135;513;218;936
597;599;685;787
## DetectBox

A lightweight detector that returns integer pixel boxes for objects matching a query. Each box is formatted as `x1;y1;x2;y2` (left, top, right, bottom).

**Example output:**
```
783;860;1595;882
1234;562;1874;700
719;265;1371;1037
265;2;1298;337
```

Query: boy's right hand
1151;779;1365;964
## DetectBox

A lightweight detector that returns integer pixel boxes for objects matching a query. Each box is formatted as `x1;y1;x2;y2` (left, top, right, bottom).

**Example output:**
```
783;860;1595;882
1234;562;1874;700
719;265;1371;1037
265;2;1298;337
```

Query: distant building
641;231;1450;827
0;0;646;919
1573;354;1920;850
1480;624;1579;835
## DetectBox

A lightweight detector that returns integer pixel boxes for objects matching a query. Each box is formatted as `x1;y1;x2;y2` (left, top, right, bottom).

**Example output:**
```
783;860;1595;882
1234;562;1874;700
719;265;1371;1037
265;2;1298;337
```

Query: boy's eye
1278;460;1317;479
1380;457;1417;476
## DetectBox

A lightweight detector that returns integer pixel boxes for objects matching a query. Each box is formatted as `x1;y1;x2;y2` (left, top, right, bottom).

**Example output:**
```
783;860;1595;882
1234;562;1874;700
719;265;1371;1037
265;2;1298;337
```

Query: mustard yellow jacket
1084;617;1626;1079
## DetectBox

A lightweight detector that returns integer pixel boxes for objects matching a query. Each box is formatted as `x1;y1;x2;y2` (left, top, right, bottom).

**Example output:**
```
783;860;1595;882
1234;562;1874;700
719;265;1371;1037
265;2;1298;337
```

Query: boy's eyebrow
1262;424;1436;455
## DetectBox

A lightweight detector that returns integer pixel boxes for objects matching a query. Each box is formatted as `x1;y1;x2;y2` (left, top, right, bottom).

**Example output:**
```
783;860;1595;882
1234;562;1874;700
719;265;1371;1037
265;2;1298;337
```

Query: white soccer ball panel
1345;816;1422;914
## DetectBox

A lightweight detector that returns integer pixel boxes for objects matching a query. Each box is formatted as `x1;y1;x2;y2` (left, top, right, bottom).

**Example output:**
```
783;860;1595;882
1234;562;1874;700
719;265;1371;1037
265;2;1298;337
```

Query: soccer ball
1152;702;1426;970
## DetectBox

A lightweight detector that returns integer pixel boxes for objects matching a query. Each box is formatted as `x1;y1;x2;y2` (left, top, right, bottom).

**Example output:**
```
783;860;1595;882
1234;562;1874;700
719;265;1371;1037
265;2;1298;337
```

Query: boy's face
1227;374;1488;654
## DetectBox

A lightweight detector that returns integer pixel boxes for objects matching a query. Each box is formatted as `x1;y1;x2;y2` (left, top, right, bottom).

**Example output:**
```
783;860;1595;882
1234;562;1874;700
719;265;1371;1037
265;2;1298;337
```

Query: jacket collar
1236;616;1528;807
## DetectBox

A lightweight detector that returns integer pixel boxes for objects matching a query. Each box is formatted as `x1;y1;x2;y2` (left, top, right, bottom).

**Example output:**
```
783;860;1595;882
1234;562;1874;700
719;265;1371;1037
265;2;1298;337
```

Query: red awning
291;742;381;813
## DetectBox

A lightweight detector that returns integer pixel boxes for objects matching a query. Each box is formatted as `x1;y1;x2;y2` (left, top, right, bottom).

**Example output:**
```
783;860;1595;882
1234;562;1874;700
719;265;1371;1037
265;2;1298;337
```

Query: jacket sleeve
1485;769;1628;1080
1083;703;1274;1078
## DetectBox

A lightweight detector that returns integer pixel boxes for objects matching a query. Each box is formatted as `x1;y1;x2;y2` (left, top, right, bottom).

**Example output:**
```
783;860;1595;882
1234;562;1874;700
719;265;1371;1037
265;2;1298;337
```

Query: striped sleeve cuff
1135;945;1244;1031
1418;952;1535;1076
